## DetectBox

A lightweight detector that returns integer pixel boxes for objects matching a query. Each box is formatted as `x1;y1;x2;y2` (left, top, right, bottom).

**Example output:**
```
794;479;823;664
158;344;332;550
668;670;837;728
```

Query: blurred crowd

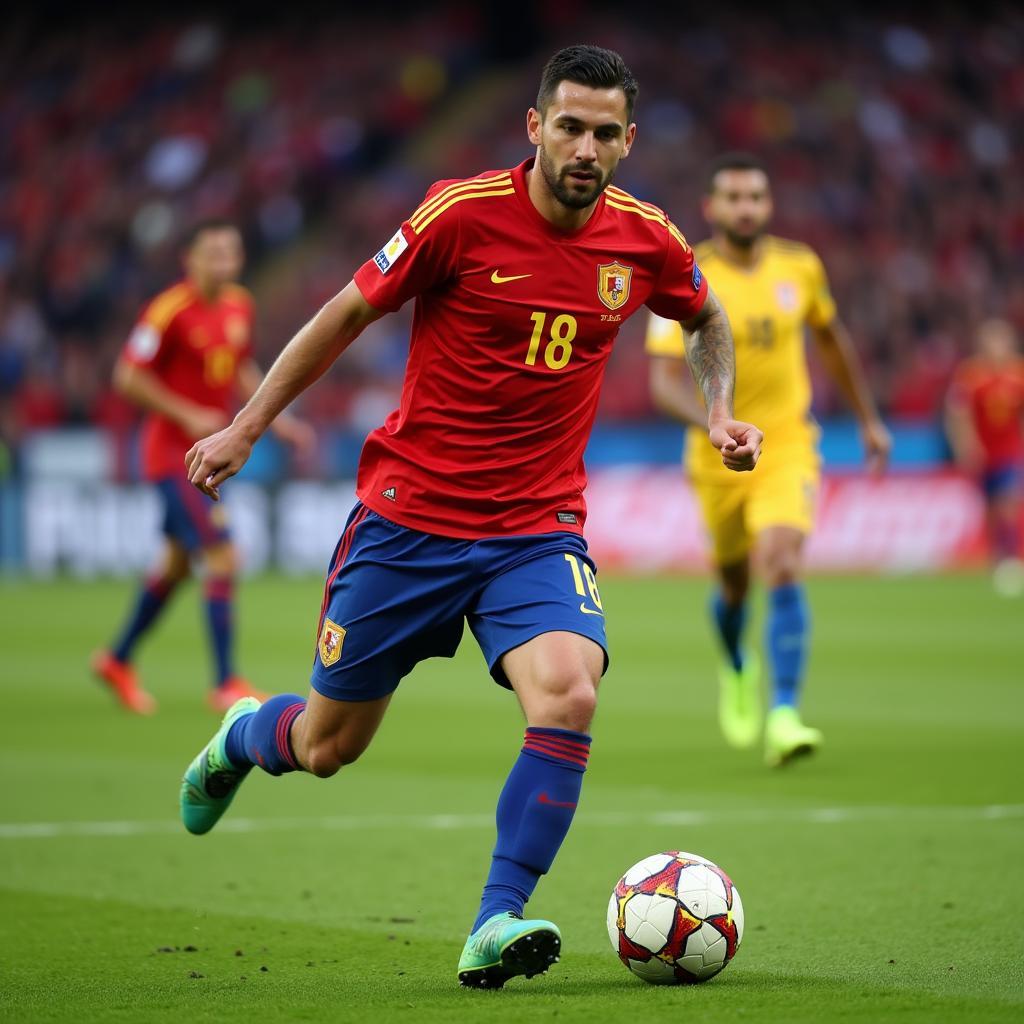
1;5;1022;474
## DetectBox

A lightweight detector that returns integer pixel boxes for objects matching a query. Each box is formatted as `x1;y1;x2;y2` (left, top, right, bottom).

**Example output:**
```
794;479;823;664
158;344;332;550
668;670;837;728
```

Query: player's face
528;82;635;210
976;319;1018;365
705;169;773;248
185;228;244;290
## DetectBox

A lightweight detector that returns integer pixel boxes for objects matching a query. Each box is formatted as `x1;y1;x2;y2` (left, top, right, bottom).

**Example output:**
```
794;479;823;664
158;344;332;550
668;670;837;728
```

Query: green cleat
180;697;260;835
764;705;823;768
717;652;762;749
457;912;561;989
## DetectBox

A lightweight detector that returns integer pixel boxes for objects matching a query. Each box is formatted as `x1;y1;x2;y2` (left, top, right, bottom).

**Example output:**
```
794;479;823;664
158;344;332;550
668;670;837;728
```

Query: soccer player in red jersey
947;318;1024;594
178;47;762;986
93;220;313;713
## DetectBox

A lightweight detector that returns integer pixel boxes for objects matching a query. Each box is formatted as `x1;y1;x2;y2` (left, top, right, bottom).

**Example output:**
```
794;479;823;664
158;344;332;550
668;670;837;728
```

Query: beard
537;145;612;210
721;224;762;249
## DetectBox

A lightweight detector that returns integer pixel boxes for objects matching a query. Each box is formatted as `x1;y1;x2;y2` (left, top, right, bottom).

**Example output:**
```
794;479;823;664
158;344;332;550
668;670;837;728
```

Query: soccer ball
607;850;744;984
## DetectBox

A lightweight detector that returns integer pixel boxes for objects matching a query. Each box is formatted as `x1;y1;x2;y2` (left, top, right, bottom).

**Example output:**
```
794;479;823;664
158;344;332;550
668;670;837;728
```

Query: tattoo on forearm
686;311;735;416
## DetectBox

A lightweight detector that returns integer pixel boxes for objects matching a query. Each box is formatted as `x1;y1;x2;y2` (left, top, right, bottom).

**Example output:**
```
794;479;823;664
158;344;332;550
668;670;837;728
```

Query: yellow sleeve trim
412;187;516;235
410;174;512;231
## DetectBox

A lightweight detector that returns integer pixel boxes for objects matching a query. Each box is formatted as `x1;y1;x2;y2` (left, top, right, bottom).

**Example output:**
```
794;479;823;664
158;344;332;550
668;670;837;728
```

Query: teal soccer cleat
180;697;260;835
457;912;561;989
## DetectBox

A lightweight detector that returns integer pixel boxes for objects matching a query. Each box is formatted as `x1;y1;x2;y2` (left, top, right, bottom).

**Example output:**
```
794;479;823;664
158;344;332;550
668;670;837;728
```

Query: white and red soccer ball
607;851;744;984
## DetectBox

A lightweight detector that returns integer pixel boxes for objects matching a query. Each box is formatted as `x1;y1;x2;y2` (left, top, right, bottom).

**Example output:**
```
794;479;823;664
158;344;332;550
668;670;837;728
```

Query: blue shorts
155;476;231;553
310;503;610;702
982;464;1021;500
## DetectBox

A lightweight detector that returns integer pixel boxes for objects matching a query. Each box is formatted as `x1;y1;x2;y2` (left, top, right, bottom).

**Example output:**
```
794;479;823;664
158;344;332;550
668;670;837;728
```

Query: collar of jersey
512;157;608;242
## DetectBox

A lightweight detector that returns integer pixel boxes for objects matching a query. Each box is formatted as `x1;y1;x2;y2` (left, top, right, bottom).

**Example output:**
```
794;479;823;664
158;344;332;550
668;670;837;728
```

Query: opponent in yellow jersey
646;152;891;766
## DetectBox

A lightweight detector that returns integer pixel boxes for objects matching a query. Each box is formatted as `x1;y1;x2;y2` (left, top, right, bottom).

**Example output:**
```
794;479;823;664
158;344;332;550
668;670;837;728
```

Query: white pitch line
0;804;1021;841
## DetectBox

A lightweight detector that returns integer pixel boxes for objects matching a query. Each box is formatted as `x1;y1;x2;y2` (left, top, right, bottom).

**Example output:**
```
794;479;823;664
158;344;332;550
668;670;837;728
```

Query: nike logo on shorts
538;792;577;808
579;603;603;616
491;270;532;284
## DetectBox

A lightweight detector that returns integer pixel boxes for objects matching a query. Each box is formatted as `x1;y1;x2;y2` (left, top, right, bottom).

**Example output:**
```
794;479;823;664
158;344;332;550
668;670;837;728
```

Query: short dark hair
706;152;769;193
182;217;239;250
537;45;638;121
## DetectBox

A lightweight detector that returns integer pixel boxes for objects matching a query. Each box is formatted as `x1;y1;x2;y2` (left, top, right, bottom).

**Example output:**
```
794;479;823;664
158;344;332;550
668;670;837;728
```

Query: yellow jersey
646;235;836;474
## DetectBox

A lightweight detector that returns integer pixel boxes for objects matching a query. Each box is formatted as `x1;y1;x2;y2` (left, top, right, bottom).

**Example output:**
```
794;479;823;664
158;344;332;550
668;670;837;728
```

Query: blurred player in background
946;318;1024;596
647;153;891;767
92;220;314;714
176;47;761;988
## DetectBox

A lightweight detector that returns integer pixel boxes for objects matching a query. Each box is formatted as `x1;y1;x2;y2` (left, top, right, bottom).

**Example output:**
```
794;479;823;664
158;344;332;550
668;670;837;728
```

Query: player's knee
302;736;368;778
764;558;800;589
538;674;598;731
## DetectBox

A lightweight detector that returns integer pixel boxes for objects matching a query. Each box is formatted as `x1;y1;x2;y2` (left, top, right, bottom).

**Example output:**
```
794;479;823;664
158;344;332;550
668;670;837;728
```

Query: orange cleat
91;651;158;715
207;676;269;713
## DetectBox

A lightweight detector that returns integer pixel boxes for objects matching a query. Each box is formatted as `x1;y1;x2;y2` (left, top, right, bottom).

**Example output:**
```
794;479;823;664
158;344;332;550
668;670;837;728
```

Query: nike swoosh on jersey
490;270;532;284
579;603;604;616
538;792;578;808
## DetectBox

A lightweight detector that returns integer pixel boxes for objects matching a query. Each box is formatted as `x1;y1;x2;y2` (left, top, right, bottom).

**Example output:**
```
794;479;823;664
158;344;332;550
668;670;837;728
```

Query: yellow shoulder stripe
144;284;193;331
413;187;516;234
605;197;666;224
667;223;692;252
410;173;512;230
606;186;665;218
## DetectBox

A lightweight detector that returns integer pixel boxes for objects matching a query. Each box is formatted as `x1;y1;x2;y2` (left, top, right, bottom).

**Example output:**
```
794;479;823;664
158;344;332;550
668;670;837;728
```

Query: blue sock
112;574;179;662
766;583;809;708
472;727;591;932
204;576;234;686
711;591;747;672
224;693;306;775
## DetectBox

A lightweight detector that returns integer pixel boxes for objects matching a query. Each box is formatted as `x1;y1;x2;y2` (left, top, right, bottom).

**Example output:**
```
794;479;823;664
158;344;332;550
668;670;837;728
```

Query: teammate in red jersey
178;47;762;986
93;219;313;713
947;318;1024;594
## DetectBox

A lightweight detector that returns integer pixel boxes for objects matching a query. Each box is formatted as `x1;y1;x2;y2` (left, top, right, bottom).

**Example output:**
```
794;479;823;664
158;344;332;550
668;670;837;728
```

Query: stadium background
1;4;1022;574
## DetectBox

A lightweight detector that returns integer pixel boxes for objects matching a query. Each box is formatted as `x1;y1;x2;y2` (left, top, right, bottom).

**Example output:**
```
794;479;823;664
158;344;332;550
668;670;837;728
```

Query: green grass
1;572;1022;1022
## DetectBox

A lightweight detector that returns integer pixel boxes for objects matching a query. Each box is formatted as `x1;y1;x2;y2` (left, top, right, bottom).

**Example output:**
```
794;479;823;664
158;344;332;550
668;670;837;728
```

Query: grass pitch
0;572;1021;1022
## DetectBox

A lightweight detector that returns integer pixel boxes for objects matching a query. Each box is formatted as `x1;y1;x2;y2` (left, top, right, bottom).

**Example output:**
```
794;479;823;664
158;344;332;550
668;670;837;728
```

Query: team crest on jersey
597;262;633;311
318;618;346;668
775;281;798;312
374;227;409;274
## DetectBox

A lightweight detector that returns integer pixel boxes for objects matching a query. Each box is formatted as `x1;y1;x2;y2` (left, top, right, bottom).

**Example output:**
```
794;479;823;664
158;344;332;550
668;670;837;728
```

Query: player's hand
709;418;763;472
861;417;892;476
180;406;230;441
184;423;254;501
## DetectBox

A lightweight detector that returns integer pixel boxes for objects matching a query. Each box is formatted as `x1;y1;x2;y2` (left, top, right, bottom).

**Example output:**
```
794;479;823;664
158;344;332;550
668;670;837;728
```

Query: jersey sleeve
804;250;837;328
644;312;687;358
353;183;461;313
121;293;181;369
645;221;708;323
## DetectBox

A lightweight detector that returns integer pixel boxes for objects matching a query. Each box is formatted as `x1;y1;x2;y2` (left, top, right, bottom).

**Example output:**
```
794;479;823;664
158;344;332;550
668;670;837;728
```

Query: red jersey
950;357;1024;470
121;280;254;480
352;158;708;539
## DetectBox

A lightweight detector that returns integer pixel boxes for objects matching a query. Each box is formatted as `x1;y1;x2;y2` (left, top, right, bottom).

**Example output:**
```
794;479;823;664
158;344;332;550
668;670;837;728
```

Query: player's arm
114;360;228;440
236;358;316;457
810;318;891;474
682;289;762;472
186;281;382;498
944;376;983;472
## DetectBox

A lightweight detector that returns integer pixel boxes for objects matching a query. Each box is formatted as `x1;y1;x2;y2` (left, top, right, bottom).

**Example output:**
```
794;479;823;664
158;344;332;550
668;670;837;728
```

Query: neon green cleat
764;705;823;768
457;912;561;989
180;697;260;835
717;652;762;749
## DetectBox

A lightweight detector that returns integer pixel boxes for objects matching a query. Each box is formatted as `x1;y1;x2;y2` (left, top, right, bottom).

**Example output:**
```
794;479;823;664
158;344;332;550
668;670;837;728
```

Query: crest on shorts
318;618;346;668
597;261;633;311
